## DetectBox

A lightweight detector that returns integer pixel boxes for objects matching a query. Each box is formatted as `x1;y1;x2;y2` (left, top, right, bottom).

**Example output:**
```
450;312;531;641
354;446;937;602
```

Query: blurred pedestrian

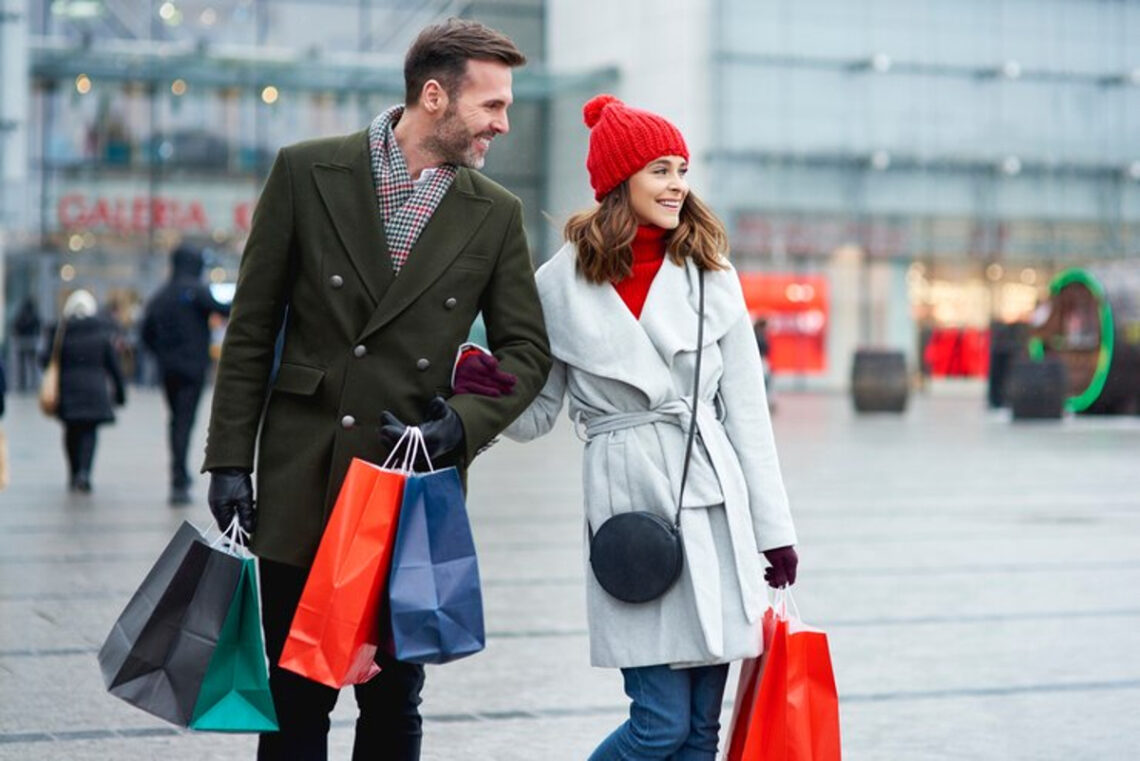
0;356;7;491
141;244;231;505
499;95;798;760
201;19;549;761
13;297;41;392
753;316;775;409
46;290;126;493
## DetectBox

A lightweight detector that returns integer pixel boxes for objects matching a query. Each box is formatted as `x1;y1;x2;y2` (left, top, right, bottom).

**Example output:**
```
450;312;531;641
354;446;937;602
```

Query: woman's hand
453;351;517;397
762;545;798;588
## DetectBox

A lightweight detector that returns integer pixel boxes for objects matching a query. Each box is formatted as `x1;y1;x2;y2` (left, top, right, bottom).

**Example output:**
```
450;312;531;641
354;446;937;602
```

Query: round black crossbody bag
588;271;706;604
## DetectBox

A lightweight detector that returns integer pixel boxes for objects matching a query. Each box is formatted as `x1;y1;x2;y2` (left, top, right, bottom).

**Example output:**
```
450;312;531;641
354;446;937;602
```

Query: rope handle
381;424;436;474
208;516;250;557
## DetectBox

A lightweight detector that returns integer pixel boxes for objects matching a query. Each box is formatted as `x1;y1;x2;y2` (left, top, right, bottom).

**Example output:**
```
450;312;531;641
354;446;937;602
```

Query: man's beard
423;105;490;169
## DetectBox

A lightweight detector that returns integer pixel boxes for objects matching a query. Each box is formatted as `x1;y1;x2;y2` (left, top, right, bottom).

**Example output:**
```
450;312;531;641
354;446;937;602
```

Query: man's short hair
404;18;526;106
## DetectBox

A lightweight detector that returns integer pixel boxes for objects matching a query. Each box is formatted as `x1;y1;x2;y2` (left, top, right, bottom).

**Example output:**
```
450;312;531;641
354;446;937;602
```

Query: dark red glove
453;351;517;397
762;545;798;588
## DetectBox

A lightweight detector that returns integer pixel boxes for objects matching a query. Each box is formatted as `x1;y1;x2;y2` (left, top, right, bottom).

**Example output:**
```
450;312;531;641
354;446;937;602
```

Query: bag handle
381;424;436;474
672;269;706;529
48;309;67;364
208;515;251;557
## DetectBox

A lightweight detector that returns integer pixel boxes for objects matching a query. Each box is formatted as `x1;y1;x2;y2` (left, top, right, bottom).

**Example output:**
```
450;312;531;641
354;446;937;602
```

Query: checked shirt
368;106;457;274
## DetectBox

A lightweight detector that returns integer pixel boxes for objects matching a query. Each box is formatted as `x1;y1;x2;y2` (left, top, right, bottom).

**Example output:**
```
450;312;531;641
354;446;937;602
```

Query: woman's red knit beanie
583;94;690;201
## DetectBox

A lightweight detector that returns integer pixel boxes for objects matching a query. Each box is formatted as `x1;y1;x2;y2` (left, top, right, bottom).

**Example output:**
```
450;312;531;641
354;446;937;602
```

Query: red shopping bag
278;457;406;688
726;593;841;761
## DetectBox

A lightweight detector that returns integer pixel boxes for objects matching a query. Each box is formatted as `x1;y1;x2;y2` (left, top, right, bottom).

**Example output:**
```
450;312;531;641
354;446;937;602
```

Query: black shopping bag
386;467;485;664
98;522;243;726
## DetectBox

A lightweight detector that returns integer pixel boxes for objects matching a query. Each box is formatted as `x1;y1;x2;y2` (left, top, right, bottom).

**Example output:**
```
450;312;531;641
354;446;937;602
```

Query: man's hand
453;352;517;397
762;545;798;588
208;468;256;534
380;397;466;462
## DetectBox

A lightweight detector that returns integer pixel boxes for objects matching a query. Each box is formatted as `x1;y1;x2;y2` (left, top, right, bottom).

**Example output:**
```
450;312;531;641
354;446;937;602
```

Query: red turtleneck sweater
614;225;667;319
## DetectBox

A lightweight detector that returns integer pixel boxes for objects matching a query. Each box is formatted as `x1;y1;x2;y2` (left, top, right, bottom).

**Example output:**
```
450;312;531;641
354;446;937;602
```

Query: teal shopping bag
189;558;279;732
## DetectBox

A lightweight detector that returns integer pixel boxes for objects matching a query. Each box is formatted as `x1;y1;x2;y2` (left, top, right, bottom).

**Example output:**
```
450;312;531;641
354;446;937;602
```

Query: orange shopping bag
278;456;407;688
726;590;841;761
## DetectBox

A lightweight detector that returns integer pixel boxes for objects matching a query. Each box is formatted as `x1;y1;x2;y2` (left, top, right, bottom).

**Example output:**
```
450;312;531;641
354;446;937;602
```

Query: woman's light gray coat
505;243;797;669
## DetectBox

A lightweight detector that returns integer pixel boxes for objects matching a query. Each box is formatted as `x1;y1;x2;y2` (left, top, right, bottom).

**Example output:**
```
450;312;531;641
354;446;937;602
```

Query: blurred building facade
3;0;1139;389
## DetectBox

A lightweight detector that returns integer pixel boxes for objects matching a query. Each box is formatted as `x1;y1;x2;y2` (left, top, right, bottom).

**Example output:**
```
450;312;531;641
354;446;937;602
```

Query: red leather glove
453;351;517;397
762;545;798;588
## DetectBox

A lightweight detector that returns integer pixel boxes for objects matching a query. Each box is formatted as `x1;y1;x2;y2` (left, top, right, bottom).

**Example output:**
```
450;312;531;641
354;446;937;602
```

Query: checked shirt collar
369;105;457;274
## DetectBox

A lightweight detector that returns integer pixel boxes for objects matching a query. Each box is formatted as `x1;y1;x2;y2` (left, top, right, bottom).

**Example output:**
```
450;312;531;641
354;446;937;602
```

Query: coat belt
579;400;693;440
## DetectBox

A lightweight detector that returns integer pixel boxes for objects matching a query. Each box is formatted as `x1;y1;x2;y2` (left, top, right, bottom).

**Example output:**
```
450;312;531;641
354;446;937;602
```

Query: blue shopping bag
385;447;485;664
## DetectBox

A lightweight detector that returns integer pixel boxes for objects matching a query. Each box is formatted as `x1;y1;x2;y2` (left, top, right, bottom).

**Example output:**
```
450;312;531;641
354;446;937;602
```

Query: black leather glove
762;545;799;588
207;467;256;534
379;396;466;463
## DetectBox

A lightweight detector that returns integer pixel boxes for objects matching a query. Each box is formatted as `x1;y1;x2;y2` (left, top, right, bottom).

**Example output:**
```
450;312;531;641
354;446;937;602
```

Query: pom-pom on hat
582;94;689;201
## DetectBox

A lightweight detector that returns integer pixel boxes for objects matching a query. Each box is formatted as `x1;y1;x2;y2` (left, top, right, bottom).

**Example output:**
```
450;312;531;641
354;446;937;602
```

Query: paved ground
1;382;1138;760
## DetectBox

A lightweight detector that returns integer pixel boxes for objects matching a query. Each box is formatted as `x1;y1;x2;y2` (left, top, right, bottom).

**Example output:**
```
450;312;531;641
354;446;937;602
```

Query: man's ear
420;79;449;115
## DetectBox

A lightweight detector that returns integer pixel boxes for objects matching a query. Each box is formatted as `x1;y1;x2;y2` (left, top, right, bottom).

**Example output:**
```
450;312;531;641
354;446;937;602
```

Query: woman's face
627;156;689;229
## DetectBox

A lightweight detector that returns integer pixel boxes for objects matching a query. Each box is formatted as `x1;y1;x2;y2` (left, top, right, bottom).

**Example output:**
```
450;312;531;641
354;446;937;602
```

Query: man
201;18;551;761
142;243;231;505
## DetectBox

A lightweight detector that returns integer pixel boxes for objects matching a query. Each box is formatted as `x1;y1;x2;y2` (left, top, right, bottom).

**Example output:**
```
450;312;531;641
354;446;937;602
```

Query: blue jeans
589;663;731;761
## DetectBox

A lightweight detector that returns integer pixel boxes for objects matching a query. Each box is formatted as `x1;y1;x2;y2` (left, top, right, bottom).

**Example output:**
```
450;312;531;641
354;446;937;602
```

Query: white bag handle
382;426;418;471
208;515;250;557
381;425;436;474
770;587;802;623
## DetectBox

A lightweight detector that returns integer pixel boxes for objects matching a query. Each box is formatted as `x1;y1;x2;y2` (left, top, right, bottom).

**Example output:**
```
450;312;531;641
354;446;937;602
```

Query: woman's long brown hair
564;182;730;285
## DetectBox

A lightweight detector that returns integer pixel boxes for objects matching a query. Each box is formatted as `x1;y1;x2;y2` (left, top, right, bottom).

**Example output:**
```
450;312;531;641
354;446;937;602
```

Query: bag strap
49;313;67;363
673;269;705;529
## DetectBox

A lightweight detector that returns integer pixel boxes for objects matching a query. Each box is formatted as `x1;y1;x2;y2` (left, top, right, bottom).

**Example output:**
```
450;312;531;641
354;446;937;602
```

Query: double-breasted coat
506;244;796;668
203;130;552;568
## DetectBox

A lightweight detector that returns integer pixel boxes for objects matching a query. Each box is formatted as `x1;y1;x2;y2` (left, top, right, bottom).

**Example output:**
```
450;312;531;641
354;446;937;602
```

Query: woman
47;289;126;492
501;96;799;759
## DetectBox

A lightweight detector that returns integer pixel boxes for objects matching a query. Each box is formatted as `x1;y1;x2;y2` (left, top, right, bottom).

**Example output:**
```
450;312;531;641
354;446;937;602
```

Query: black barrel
851;349;909;413
988;321;1030;408
1007;357;1067;420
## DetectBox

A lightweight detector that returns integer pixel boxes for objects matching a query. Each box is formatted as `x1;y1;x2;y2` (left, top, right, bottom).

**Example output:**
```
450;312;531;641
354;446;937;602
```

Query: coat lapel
537;244;673;405
357;169;491;341
312;130;394;306
639;256;745;365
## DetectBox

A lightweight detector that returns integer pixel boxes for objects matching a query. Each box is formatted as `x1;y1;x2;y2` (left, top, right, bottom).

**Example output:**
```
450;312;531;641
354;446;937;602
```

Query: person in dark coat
201;19;550;761
48;290;127;493
142;244;231;505
13;297;42;391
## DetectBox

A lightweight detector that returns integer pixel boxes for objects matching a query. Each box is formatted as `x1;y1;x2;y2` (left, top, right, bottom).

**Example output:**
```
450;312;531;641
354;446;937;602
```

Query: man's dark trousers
161;372;204;491
257;558;425;761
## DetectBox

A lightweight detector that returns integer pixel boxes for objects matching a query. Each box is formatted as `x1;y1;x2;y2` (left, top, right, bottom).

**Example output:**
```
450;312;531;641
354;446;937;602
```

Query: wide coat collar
312;130;493;341
536;243;744;406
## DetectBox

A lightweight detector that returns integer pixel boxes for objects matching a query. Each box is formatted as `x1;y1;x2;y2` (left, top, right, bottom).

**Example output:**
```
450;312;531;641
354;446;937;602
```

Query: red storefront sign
738;273;829;374
56;193;256;234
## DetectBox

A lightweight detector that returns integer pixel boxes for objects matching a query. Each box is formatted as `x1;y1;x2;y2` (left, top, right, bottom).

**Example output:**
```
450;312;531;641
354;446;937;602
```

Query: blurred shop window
103;118;132;166
236;145;274;173
146;129;230;169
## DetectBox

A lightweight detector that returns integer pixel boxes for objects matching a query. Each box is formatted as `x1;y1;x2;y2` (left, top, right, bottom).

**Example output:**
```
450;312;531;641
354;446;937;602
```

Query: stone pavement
1;384;1138;760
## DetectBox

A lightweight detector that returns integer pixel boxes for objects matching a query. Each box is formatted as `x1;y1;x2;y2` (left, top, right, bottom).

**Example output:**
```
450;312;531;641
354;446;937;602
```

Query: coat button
340;415;355;429
329;275;344;289
416;358;430;371
444;297;457;309
353;345;367;358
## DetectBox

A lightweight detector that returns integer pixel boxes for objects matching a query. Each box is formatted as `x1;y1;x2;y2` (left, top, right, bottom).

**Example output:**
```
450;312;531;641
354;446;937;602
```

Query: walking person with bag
497;96;799;760
44;289;127;493
200;18;550;761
